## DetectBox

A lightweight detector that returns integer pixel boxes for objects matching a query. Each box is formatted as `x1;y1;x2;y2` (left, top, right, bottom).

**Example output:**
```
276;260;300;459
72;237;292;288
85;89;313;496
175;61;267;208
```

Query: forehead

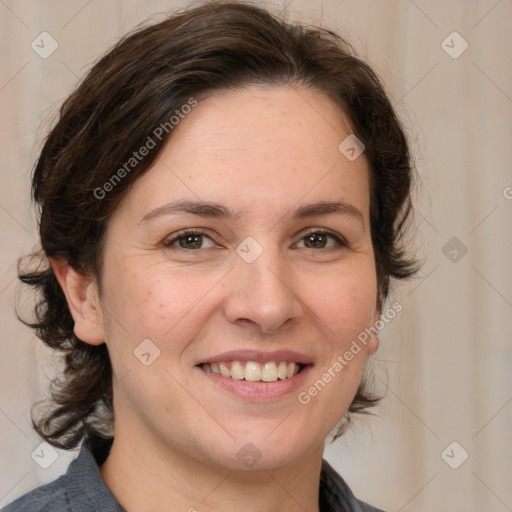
114;85;371;225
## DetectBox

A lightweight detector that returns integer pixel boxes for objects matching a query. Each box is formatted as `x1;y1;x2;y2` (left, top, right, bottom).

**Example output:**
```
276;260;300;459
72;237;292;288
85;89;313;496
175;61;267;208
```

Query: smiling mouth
198;361;306;382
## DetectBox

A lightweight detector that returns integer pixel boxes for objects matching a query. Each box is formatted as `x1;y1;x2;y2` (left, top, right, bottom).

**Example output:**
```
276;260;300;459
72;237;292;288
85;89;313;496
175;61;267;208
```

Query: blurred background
1;1;511;510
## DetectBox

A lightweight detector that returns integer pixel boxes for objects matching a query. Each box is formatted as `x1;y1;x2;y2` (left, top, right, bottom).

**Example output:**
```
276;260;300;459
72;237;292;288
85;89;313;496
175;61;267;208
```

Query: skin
51;84;380;512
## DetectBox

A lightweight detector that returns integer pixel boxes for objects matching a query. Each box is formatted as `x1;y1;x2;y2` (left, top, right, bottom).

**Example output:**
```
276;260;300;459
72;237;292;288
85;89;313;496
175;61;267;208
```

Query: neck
99;428;323;512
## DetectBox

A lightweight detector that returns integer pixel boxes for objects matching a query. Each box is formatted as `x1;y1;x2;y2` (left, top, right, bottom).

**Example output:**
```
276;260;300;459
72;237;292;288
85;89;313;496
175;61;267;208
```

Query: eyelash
163;228;349;251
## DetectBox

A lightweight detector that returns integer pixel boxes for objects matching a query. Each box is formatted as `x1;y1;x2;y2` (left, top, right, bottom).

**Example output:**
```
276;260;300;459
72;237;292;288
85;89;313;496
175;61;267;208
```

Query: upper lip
196;349;313;366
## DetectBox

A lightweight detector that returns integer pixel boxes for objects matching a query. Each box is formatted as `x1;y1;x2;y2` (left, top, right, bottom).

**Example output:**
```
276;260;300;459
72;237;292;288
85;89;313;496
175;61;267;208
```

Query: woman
7;1;417;510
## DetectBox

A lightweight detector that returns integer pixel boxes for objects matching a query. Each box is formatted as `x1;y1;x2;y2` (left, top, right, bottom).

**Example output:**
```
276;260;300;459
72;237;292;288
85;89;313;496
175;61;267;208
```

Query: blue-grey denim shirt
3;437;385;512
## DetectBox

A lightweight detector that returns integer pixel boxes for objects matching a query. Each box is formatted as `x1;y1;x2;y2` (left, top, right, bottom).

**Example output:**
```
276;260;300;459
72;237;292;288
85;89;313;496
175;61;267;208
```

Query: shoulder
319;458;387;512
2;437;122;512
2;474;70;512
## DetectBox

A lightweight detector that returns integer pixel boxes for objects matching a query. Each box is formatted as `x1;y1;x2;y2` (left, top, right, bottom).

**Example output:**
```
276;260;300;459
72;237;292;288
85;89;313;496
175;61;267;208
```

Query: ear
49;257;105;345
366;306;381;356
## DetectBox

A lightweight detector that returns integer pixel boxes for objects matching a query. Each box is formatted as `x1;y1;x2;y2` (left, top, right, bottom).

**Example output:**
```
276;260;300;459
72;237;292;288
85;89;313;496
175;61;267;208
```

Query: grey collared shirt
3;437;385;512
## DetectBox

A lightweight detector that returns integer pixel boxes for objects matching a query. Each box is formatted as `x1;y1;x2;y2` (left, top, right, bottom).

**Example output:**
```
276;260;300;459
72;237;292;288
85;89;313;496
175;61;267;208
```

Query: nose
223;245;304;335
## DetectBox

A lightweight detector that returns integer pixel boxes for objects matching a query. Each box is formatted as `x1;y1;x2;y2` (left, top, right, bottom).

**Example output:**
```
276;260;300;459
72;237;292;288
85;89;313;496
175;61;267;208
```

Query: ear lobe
367;308;381;356
49;257;105;345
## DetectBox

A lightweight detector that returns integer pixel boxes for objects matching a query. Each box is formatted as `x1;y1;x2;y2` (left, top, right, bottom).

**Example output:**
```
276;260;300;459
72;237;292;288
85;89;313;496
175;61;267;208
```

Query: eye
296;229;348;250
163;228;348;251
163;230;215;250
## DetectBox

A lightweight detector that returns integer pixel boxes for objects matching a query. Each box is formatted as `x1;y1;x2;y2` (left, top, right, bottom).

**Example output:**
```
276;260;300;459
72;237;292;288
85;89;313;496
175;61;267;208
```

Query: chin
194;426;316;473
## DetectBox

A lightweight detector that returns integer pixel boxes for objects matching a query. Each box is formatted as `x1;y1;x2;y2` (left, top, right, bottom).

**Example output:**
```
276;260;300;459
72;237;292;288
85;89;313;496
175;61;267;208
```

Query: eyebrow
138;199;364;225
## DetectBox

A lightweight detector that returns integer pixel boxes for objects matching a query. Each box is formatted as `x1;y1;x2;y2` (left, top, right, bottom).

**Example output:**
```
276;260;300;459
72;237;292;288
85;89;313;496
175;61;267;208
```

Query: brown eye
297;230;348;250
164;230;215;250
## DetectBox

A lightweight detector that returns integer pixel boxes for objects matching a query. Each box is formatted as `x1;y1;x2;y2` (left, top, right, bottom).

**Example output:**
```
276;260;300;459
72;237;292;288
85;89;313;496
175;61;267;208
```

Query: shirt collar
70;436;362;512
66;437;124;512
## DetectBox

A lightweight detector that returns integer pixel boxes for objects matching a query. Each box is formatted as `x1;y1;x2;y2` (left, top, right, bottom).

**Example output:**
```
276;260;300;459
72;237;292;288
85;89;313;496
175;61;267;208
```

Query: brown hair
17;0;418;450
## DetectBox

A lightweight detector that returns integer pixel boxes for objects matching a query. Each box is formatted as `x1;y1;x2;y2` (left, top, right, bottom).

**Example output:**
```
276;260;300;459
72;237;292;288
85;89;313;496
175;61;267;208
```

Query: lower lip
196;364;313;401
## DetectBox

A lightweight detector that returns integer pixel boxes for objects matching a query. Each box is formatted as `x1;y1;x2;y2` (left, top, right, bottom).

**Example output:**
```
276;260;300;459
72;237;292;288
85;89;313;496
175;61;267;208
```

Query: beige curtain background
1;1;511;510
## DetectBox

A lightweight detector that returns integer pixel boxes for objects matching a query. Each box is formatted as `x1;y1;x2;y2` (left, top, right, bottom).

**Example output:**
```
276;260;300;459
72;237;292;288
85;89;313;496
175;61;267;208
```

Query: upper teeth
200;361;301;382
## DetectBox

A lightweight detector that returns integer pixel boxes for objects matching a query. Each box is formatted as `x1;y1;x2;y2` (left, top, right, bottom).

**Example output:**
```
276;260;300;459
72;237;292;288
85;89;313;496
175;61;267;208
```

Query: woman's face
94;85;380;471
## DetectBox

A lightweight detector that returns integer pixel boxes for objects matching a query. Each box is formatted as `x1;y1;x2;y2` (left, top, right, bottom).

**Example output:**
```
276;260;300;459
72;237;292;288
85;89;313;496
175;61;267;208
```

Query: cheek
99;261;219;350
306;262;378;346
296;264;378;425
